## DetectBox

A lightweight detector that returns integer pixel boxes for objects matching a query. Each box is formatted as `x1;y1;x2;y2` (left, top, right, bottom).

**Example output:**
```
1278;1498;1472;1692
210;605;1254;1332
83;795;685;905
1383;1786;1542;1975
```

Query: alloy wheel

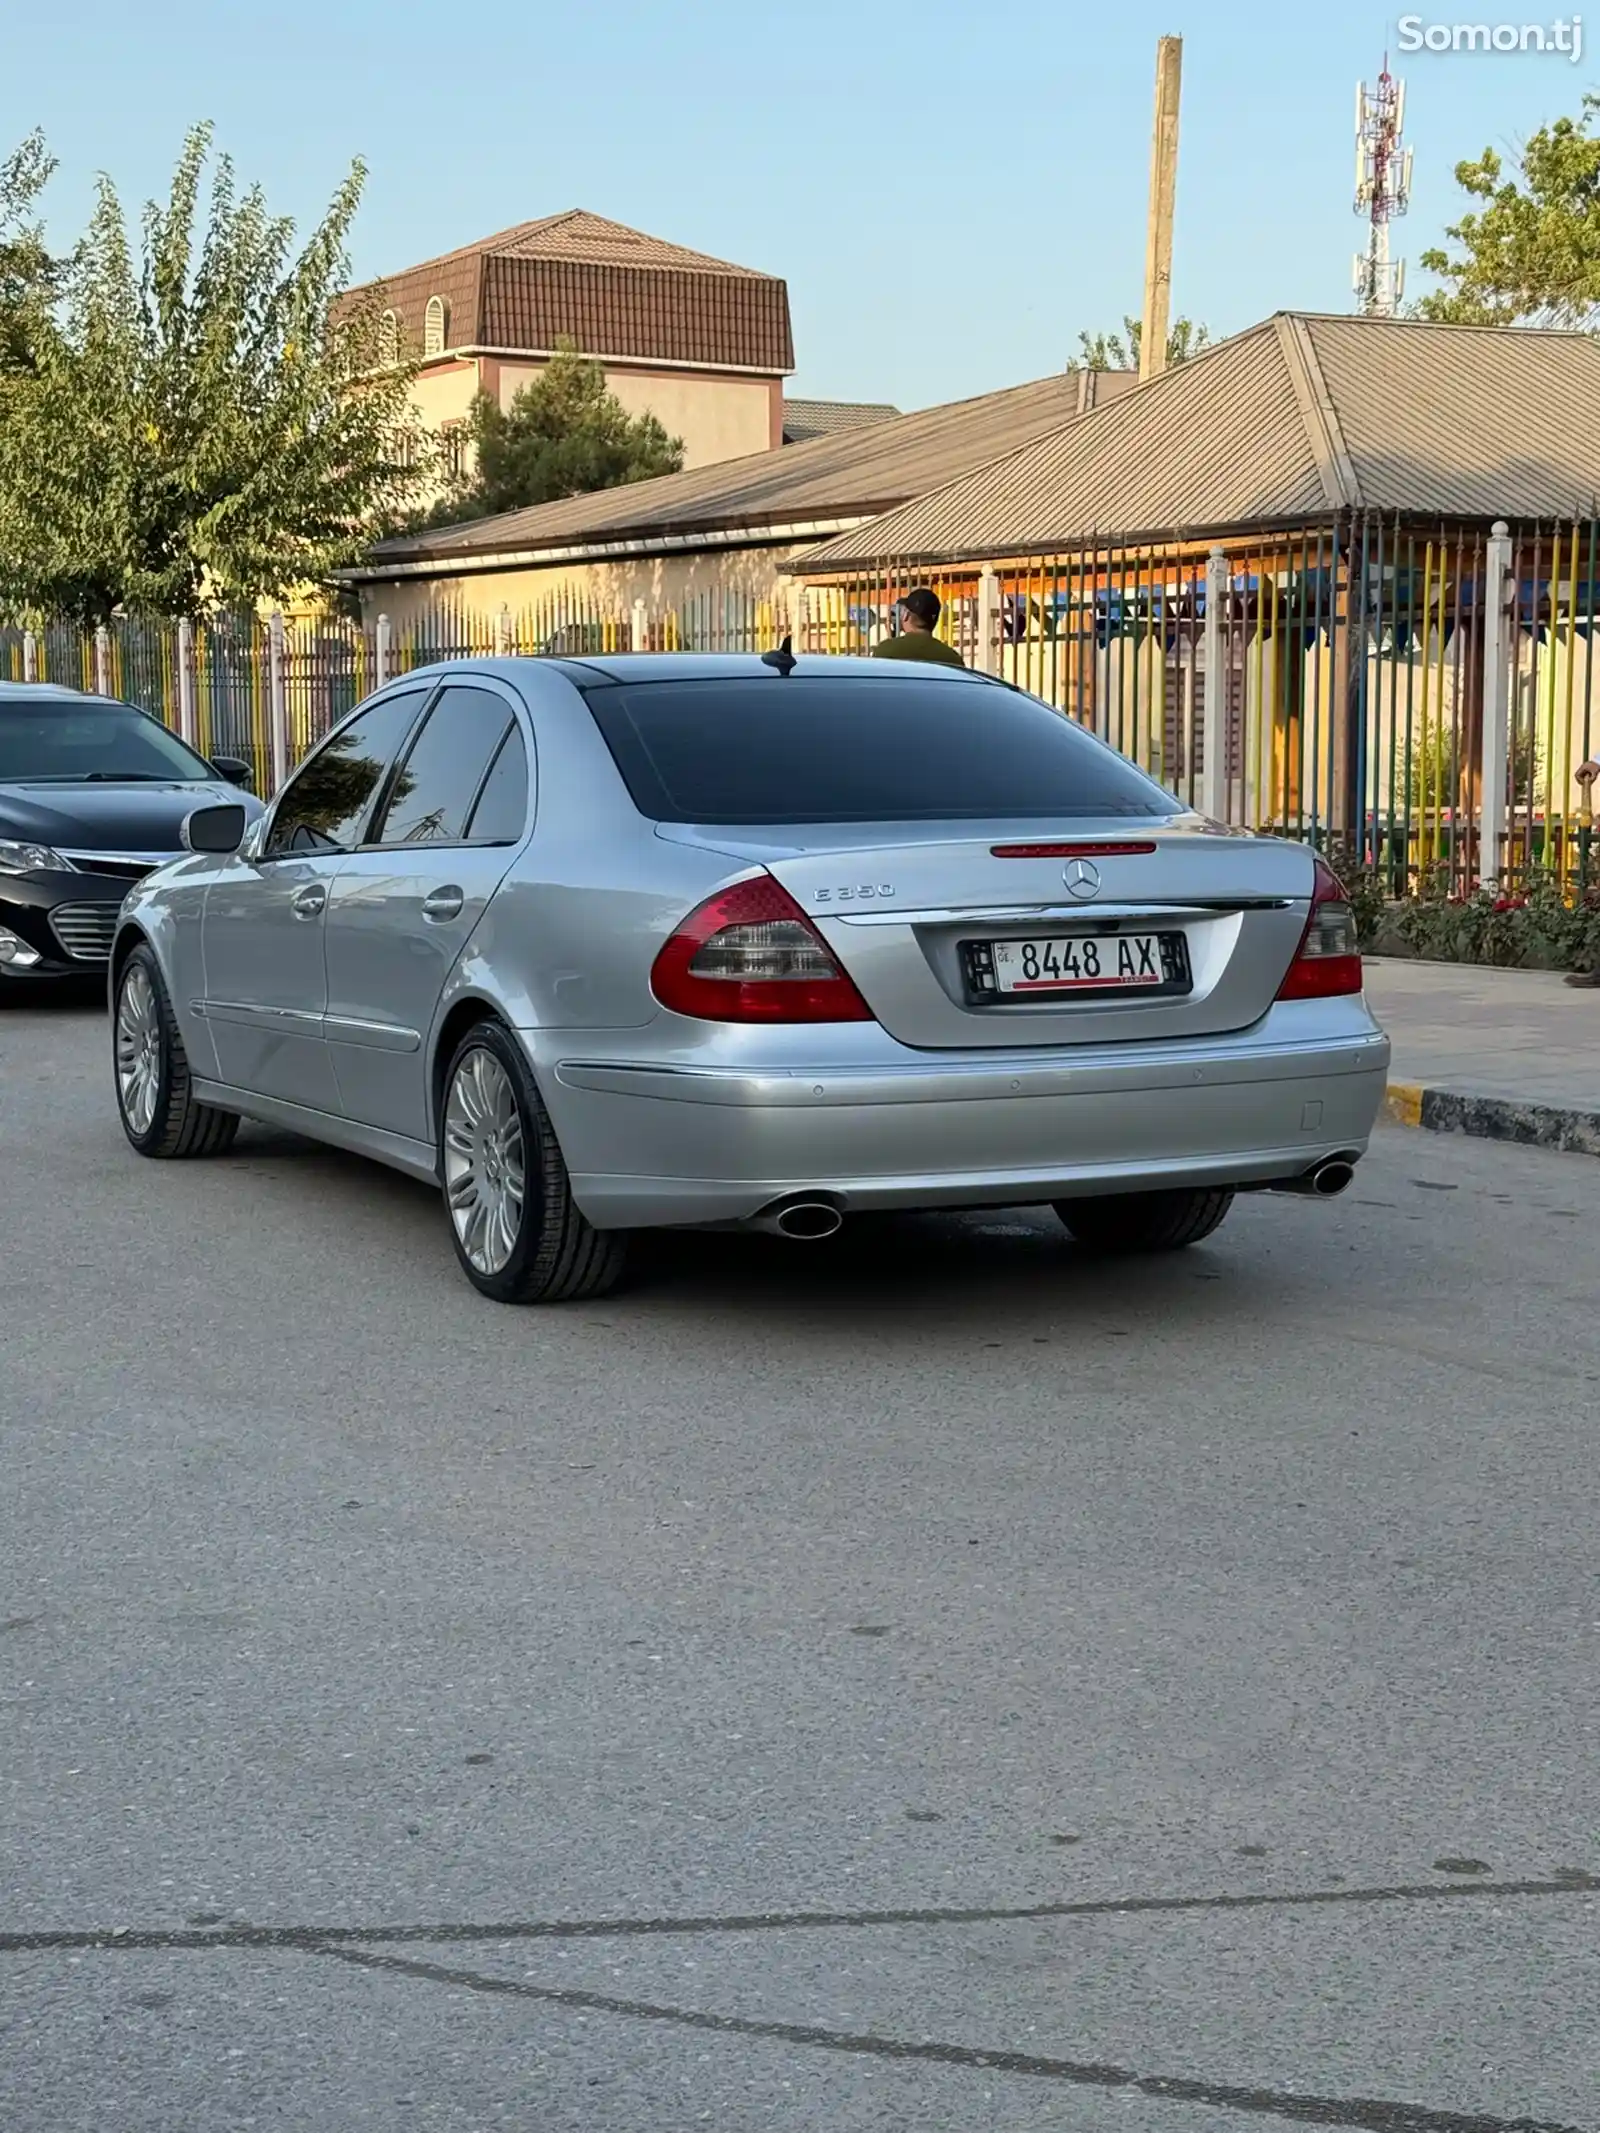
443;1046;527;1276
115;960;163;1138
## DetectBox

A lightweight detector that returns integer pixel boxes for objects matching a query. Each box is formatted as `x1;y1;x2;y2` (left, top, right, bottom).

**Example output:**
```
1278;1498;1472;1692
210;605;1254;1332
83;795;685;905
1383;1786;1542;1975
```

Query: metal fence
804;515;1600;893
5;516;1597;894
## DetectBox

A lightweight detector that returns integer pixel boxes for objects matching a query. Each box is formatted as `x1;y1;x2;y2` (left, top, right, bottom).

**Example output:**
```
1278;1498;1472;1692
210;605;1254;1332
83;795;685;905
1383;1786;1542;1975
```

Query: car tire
113;944;239;1159
1053;1187;1235;1254
440;1020;630;1305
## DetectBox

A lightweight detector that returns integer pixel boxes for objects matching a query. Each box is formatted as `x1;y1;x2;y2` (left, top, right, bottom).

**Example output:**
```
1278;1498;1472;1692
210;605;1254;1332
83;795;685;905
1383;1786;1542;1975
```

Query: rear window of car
579;675;1173;824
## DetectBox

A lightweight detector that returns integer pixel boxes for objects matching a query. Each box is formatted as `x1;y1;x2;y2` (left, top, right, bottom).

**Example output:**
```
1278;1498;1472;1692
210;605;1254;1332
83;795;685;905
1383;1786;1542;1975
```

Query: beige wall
493;360;778;469
407;359;481;429
357;543;814;643
399;354;781;492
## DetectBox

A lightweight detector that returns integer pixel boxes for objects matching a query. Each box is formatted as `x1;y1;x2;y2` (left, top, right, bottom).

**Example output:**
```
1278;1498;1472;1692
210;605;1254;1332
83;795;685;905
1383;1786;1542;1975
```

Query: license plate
971;931;1184;996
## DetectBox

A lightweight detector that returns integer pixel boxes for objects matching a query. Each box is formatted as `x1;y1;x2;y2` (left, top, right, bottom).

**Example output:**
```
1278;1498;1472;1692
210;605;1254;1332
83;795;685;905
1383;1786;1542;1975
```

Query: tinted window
580;676;1172;824
0;694;214;784
265;691;428;856
373;685;512;847
464;726;530;843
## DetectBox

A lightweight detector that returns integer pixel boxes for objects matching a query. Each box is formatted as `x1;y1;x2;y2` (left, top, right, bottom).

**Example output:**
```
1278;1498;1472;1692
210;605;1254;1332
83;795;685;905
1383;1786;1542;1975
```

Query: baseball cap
895;588;942;628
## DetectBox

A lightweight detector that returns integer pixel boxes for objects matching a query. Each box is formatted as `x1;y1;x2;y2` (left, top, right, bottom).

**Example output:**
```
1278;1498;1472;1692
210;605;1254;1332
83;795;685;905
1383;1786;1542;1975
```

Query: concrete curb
1384;1081;1600;1159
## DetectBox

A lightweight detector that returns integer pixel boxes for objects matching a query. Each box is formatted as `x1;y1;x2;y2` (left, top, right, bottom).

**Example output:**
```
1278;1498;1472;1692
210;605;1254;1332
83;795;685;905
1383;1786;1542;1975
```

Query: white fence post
21;630;37;683
176;618;197;745
375;612;393;689
495;603;513;657
630;598;649;652
789;582;807;652
268;611;290;795
93;626;111;697
975;566;1000;676
1478;520;1514;888
1200;545;1229;822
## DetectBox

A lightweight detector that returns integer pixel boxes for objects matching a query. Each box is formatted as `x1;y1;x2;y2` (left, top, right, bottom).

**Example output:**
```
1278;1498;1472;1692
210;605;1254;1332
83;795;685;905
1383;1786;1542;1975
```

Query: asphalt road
4;992;1597;2133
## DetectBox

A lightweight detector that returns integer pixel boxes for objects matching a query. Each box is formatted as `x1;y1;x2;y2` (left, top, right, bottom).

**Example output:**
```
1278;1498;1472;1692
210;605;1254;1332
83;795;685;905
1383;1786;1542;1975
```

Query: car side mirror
212;755;253;789
182;802;249;855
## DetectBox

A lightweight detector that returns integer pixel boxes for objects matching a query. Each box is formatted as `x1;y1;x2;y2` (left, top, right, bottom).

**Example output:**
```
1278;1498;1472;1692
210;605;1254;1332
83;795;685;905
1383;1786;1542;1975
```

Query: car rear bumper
538;1004;1392;1229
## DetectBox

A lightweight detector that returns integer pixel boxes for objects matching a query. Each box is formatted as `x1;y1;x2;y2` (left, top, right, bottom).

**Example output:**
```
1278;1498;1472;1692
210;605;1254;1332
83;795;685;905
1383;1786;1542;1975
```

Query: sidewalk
1364;958;1600;1158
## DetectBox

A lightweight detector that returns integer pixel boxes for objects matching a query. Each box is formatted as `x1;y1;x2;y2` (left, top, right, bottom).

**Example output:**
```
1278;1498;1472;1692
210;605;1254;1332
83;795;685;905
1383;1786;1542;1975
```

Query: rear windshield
580;675;1173;824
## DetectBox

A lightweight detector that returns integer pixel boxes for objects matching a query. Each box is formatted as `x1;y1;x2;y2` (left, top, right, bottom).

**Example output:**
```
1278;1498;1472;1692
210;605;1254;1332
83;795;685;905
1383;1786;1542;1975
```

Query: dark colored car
0;684;262;989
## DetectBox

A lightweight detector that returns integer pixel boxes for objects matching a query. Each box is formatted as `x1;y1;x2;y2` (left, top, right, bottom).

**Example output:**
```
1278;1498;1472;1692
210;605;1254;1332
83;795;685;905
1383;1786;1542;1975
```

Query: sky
9;1;1593;410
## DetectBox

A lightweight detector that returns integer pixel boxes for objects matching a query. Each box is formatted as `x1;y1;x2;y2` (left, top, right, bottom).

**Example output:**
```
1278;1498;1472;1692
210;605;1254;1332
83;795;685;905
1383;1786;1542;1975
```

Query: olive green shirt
871;629;966;669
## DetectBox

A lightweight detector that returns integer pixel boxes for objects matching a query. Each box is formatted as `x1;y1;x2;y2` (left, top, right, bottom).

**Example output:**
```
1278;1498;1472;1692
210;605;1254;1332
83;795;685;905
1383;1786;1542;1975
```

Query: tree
427;343;683;526
1072;315;1212;371
0;123;423;624
0;130;61;379
1416;93;1600;326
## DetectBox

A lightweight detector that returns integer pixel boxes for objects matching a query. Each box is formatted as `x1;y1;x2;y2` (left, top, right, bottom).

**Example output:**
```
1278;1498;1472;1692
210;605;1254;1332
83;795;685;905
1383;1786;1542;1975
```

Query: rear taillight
651;873;874;1023
1277;856;1363;1000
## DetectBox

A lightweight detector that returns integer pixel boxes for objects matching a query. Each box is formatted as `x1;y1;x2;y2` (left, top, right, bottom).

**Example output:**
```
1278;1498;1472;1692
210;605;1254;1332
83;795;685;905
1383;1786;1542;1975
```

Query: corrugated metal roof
782;399;902;443
337;211;791;375
793;314;1600;570
356;368;1138;573
1299;312;1600;517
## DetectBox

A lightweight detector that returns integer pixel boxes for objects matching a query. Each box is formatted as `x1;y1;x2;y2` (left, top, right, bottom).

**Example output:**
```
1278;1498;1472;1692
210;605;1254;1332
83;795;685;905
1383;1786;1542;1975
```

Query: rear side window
373;684;513;847
580;676;1171;824
464;726;529;842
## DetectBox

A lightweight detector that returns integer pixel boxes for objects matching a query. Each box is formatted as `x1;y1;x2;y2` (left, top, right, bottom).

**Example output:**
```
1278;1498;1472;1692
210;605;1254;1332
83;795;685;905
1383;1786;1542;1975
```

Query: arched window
377;308;400;366
423;295;447;358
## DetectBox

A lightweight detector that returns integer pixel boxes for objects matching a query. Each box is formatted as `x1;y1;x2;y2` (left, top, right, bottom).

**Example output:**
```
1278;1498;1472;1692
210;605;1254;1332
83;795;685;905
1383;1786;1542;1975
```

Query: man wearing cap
872;587;966;668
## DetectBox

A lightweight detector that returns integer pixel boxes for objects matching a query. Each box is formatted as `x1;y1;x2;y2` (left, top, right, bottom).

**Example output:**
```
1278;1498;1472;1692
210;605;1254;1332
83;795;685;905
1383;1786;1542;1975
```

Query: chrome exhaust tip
751;1196;845;1240
1270;1158;1357;1199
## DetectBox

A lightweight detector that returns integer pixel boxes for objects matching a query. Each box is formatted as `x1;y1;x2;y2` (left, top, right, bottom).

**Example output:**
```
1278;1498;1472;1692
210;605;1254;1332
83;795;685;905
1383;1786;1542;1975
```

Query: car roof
0;683;133;709
393;653;997;688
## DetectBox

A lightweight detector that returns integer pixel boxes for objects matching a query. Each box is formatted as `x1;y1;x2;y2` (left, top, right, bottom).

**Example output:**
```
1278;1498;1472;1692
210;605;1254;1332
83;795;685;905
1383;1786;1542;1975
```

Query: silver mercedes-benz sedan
109;653;1390;1303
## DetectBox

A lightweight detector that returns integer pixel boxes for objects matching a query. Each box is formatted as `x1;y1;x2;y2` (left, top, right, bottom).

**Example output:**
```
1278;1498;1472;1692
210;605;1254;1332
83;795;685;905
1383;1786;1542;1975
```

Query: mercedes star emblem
1062;858;1102;900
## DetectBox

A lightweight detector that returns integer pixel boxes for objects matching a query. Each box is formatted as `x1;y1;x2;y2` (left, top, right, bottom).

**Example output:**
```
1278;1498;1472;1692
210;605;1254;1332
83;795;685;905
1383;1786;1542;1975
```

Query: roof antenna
760;634;797;676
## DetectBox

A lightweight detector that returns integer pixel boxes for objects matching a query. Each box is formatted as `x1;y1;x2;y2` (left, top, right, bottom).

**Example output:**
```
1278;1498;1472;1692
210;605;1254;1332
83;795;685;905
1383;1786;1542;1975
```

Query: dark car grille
78;859;158;883
49;904;123;963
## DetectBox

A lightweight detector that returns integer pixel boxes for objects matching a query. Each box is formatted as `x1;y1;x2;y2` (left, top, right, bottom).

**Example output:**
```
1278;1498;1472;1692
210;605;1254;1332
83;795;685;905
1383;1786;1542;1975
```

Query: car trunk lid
659;818;1315;1048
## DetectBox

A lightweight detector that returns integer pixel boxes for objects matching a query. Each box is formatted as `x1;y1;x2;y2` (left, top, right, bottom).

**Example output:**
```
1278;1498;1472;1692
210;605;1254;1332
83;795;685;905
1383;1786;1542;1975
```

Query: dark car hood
0;779;264;855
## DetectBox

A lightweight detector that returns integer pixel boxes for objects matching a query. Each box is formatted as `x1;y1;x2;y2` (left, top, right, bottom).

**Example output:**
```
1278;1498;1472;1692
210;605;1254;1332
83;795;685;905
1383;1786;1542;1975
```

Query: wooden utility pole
1139;34;1183;383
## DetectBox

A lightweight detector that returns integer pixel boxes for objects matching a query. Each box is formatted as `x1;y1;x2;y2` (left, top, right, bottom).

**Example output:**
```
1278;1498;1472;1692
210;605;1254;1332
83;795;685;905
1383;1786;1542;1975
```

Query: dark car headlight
0;839;76;876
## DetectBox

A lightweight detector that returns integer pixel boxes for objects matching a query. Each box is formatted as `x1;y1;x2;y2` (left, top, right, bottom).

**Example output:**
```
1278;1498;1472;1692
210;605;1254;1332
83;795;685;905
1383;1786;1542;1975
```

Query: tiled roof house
339;210;796;475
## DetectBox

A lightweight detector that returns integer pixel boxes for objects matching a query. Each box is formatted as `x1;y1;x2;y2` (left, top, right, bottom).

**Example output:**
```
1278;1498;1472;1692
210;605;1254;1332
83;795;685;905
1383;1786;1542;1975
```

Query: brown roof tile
339;210;791;373
782;399;902;443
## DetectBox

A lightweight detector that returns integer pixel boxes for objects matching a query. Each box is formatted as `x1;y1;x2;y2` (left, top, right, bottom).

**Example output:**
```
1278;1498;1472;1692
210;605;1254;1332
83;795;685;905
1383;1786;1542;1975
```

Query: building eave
449;343;792;379
341;516;870;584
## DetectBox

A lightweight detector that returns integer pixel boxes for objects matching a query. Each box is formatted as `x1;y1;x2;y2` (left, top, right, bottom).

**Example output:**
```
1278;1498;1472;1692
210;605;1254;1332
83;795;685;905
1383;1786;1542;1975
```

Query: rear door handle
422;885;465;923
291;883;327;919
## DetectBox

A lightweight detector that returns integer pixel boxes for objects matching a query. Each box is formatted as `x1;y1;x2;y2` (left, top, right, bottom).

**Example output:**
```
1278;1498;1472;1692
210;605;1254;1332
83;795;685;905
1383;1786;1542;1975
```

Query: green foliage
426;344;683;527
1415;93;1600;326
0;123;422;624
1393;867;1600;969
1071;315;1211;370
0;130;60;379
1325;840;1390;947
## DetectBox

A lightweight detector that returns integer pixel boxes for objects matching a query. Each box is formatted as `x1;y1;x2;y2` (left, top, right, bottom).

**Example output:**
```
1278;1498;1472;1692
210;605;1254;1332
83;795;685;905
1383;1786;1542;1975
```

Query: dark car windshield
0;694;215;784
579;674;1174;824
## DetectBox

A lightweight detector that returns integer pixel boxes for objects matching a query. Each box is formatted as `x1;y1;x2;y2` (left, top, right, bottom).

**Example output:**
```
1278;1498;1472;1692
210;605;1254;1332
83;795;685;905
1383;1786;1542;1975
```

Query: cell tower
1353;61;1413;316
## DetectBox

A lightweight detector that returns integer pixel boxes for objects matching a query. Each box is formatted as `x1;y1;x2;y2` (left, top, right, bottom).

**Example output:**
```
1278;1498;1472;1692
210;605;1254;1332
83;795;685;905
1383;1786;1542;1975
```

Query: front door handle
291;883;327;919
421;885;465;923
